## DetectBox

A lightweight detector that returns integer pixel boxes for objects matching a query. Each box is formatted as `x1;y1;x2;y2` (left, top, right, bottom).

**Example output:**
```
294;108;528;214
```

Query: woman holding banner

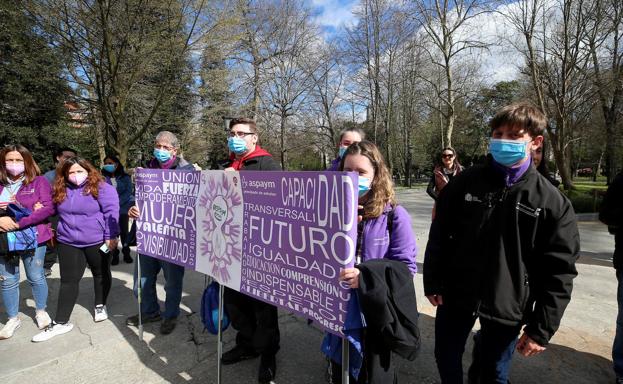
327;140;418;383
0;145;55;340
32;157;119;342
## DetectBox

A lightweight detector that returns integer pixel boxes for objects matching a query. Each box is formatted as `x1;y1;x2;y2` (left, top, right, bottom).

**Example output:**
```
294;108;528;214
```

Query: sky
310;0;526;84
310;0;358;31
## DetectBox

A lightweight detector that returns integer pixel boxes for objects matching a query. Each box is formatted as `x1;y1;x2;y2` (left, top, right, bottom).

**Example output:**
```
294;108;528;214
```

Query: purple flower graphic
198;173;243;283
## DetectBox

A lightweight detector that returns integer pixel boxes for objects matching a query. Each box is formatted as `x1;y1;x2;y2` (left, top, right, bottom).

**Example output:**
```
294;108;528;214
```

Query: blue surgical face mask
338;146;348;159
228;137;248;155
153;148;172;163
489;138;528;167
102;164;116;173
358;176;371;197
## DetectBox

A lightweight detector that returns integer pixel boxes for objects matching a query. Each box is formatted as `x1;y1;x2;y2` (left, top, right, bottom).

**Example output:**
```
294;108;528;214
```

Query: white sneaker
0;317;21;340
31;322;73;342
94;305;108;322
35;311;52;329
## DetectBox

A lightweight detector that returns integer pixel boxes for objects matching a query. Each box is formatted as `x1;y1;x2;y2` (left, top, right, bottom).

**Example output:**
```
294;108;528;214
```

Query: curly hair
0;144;41;185
53;157;103;203
339;140;395;219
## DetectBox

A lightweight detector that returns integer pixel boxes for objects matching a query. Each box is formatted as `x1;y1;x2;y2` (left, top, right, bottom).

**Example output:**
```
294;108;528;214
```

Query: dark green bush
564;189;604;213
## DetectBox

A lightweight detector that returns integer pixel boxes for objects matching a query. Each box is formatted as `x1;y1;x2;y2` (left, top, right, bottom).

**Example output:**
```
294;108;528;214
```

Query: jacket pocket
520;273;530;310
517;202;541;249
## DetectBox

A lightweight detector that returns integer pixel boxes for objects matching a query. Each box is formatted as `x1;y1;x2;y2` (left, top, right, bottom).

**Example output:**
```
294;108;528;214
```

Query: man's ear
531;135;544;151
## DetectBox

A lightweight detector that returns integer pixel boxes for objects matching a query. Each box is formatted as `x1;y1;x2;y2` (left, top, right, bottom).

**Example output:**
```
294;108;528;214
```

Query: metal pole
137;252;143;341
341;336;349;384
217;283;225;384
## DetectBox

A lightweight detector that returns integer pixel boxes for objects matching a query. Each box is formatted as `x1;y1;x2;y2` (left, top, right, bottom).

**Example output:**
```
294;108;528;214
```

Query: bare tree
413;0;494;147
32;0;207;165
503;0;596;189
582;0;623;183
260;2;320;169
307;42;347;154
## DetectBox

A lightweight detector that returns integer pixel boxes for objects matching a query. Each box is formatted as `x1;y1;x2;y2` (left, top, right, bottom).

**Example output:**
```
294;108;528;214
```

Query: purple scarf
148;156;177;169
492;156;532;187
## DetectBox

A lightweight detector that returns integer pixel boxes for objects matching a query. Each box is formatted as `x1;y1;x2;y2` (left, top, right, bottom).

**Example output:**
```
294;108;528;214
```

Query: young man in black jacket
424;103;580;383
600;170;623;383
219;118;282;384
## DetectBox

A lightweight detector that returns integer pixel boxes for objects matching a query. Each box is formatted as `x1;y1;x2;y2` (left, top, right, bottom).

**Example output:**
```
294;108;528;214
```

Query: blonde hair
340;140;395;219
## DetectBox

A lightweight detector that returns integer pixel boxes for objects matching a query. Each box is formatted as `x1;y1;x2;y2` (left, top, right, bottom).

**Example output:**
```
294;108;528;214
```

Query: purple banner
134;169;200;269
135;169;358;335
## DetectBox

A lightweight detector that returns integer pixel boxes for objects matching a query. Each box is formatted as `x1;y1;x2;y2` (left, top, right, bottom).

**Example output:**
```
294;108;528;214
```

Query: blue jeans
133;254;185;319
613;270;623;379
0;245;48;318
434;304;521;384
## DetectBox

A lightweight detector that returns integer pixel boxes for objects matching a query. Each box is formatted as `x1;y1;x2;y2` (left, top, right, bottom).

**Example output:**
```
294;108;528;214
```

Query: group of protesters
0;103;621;384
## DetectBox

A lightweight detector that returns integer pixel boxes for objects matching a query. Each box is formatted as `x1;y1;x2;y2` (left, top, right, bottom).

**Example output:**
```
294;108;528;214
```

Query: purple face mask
6;163;25;176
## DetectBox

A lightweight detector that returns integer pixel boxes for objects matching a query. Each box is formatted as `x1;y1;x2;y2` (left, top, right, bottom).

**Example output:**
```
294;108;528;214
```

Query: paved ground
0;188;618;384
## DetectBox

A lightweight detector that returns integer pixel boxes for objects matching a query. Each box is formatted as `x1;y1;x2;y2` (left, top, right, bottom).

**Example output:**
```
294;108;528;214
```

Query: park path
0;188;617;384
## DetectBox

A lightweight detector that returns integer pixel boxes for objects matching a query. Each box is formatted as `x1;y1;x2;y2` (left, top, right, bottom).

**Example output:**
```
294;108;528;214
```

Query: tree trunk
549;123;573;190
280;112;287;170
253;62;260;119
445;55;455;148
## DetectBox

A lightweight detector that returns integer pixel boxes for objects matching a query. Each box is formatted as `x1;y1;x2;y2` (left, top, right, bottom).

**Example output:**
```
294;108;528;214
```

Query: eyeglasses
154;144;174;151
229;131;255;138
441;154;454;159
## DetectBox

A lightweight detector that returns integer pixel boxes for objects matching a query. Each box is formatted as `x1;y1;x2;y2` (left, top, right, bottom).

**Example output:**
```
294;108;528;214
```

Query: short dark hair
103;154;127;176
53;147;77;163
229;117;258;133
490;102;547;138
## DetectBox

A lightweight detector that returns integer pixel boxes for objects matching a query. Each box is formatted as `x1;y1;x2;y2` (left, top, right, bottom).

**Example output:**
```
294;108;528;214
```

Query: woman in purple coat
0;145;55;340
332;140;417;383
32;157;119;342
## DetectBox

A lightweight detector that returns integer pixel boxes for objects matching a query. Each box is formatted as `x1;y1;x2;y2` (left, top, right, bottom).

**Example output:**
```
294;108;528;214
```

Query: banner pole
342;336;349;384
217;282;225;384
137;252;143;341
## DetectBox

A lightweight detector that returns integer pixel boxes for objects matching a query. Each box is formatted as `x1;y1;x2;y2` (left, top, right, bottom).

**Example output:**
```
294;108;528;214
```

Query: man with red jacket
220;117;281;384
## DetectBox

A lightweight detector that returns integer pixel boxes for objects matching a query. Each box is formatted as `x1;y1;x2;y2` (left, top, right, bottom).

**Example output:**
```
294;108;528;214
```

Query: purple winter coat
327;157;341;171
0;176;55;244
56;181;120;247
360;205;417;274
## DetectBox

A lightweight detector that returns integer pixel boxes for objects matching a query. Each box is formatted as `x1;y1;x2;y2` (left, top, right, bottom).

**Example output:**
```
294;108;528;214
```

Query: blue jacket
104;173;135;214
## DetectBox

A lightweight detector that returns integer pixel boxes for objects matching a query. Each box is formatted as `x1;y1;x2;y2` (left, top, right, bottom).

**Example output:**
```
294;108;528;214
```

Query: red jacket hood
229;146;273;170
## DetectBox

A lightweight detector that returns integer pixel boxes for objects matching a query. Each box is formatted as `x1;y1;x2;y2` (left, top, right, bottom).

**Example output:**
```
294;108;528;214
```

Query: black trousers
224;287;280;356
55;243;111;323
43;215;59;269
119;214;131;256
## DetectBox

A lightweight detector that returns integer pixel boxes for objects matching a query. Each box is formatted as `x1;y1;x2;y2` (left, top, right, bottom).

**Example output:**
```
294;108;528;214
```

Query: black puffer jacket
357;259;420;361
600;171;623;269
424;159;580;346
